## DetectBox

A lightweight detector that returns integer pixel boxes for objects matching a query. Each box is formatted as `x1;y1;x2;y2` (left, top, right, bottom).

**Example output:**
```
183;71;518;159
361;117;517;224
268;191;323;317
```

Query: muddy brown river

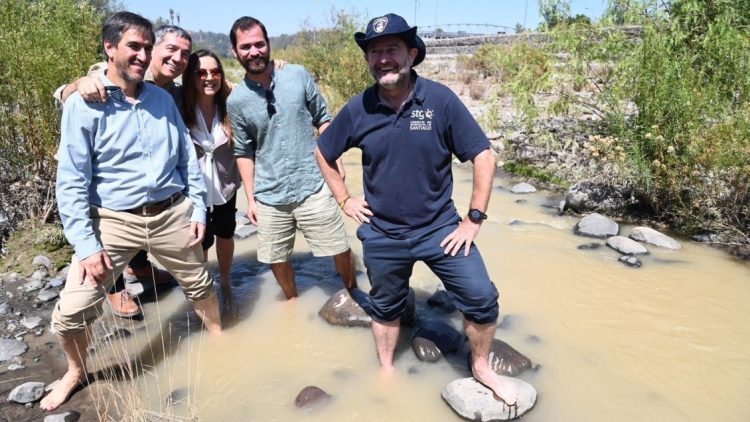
91;151;750;421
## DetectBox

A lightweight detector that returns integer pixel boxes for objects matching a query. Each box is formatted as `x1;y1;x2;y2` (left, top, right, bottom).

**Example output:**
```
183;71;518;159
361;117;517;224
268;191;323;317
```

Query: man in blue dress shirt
42;12;221;411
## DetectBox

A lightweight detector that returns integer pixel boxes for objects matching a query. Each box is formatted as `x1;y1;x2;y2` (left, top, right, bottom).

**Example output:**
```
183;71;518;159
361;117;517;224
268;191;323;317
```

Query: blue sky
122;0;609;36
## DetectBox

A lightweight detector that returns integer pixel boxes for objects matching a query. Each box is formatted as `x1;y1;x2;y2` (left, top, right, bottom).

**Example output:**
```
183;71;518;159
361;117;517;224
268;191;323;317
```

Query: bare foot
472;366;519;407
40;369;86;411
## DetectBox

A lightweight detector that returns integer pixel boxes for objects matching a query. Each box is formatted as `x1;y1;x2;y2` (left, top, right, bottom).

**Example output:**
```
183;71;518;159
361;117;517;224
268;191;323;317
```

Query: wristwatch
468;208;488;223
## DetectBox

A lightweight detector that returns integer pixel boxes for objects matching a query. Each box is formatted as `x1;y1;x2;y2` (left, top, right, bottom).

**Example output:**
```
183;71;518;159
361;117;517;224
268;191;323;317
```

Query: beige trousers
51;196;214;335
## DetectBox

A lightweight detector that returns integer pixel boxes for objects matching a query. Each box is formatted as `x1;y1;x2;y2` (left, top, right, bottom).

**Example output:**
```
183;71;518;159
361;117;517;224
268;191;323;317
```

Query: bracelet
339;196;351;209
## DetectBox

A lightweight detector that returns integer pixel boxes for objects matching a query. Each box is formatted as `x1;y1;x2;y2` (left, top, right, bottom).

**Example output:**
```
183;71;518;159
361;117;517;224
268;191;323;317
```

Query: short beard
243;56;269;75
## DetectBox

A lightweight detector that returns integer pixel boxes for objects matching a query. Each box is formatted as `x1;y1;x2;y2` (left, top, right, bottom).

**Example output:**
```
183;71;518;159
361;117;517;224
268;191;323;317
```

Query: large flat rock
442;377;537;421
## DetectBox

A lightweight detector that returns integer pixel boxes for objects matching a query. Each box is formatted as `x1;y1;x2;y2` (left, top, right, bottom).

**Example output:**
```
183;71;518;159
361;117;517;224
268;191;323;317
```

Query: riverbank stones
8;381;45;404
606;236;649;255
574;213;618;238
44;411;81;422
442;377;537;421
629;227;681;250
0;339;27;361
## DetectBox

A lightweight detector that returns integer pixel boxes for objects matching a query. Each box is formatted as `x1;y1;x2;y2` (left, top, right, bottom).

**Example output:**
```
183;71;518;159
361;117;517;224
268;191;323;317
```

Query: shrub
275;10;371;114
0;0;101;252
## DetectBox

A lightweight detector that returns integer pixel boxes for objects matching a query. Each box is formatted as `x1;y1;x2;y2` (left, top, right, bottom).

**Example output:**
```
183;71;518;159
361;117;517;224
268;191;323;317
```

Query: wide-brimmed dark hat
355;13;426;67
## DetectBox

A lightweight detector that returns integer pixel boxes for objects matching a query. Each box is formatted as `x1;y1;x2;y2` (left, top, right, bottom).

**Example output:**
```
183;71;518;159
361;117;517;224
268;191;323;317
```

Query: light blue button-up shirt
228;64;331;206
56;73;207;260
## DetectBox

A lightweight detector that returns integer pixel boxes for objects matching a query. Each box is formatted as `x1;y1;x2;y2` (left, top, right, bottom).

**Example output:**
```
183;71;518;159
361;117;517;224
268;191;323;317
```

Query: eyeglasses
195;68;222;79
265;89;276;118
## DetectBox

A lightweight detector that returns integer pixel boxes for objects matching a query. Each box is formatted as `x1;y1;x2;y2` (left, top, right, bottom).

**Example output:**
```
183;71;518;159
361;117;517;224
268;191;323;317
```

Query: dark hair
155;25;192;46
180;49;232;143
102;11;154;47
229;16;269;48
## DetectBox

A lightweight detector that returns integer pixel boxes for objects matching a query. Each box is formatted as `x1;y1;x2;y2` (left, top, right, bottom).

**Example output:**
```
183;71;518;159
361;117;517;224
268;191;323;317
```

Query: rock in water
294;386;332;409
412;320;464;362
510;182;537;194
319;289;372;327
8;381;46;404
619;255;642;268
488;339;532;376
442;377;537;421
0;339;28;361
44;411;81;422
574;213;618;238
412;337;443;362
629;226;681;250
606;236;649;255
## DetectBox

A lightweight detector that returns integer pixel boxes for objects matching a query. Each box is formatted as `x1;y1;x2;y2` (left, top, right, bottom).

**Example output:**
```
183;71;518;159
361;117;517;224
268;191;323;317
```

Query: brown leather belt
124;192;182;216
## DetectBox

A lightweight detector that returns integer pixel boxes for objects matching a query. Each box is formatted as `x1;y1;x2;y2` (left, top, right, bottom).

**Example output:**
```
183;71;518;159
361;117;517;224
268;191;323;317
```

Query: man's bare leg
40;330;90;411
271;261;297;299
465;319;519;406
215;237;234;289
193;294;222;335
372;319;400;372
333;249;357;290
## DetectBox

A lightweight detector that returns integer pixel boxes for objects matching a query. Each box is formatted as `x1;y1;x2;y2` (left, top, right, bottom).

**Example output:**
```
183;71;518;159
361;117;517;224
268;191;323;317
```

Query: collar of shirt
364;70;426;113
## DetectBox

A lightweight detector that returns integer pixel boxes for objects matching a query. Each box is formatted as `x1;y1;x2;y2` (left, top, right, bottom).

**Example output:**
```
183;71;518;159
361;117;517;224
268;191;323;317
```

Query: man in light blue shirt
42;12;221;411
228;16;356;300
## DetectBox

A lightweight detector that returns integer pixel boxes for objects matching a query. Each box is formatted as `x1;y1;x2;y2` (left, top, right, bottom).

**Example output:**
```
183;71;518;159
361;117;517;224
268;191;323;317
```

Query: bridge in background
418;23;517;39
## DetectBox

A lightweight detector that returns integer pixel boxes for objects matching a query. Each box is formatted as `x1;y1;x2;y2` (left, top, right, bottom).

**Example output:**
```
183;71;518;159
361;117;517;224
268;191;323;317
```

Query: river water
96;151;750;421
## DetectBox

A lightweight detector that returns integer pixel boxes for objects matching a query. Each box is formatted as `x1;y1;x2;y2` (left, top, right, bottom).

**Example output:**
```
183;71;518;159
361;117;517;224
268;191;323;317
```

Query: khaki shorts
256;185;349;263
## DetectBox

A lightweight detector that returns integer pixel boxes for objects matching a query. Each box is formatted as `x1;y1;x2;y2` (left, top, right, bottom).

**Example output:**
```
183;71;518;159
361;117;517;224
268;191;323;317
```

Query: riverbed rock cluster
318;287;539;420
0;254;88;420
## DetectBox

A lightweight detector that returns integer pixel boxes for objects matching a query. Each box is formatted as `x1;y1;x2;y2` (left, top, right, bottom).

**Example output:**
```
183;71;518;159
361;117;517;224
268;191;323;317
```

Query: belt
124;192;182;216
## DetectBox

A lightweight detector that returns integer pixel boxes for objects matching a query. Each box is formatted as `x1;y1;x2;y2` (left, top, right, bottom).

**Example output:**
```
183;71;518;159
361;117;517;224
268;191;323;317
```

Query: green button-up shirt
228;64;331;205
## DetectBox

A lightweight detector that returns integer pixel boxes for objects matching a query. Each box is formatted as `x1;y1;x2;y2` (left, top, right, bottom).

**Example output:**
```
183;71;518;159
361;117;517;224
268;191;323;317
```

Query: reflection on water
119;152;750;421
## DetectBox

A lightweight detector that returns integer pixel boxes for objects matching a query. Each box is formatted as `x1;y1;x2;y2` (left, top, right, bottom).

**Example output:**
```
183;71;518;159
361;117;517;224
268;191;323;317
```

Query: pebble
8;381;45;404
442;377;537;421
20;316;42;330
30;269;48;281
606;236;649;255
47;277;65;288
0;302;9;316
32;255;53;271
619;255;642;268
21;280;44;293
44;411;82;422
510;182;537;194
294;386;332;409
38;289;60;302
7;363;25;371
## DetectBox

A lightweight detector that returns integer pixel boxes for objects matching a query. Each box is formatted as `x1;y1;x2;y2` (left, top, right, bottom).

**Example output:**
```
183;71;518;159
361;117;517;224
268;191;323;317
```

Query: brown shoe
126;263;174;285
107;291;141;318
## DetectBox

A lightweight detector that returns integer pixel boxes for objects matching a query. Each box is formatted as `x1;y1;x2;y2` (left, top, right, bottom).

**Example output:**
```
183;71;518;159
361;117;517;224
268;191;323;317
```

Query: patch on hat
373;16;388;33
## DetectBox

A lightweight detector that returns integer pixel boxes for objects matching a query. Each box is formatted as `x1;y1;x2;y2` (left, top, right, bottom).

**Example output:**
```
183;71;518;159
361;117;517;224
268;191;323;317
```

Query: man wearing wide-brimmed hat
315;13;519;407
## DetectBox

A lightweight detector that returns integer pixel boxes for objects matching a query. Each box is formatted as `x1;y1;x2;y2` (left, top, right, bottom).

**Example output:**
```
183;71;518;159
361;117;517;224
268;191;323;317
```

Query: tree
538;0;570;29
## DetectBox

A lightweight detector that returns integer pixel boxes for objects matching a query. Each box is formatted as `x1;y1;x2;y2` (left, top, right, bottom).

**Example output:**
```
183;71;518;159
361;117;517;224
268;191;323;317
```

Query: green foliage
538;0;571;30
0;0;101;232
509;0;750;239
275;10;371;113
503;160;570;188
467;43;552;129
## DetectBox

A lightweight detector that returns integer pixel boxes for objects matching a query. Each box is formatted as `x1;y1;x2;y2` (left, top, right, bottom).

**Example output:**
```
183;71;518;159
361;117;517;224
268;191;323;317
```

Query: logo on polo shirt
373;17;388;33
410;108;433;131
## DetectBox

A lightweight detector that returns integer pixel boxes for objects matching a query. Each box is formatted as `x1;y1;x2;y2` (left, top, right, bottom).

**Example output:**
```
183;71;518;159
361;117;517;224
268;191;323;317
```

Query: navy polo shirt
318;71;490;239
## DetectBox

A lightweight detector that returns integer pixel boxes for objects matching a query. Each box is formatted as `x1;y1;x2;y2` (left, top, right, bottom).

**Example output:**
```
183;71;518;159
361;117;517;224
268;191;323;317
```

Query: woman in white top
181;49;241;291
